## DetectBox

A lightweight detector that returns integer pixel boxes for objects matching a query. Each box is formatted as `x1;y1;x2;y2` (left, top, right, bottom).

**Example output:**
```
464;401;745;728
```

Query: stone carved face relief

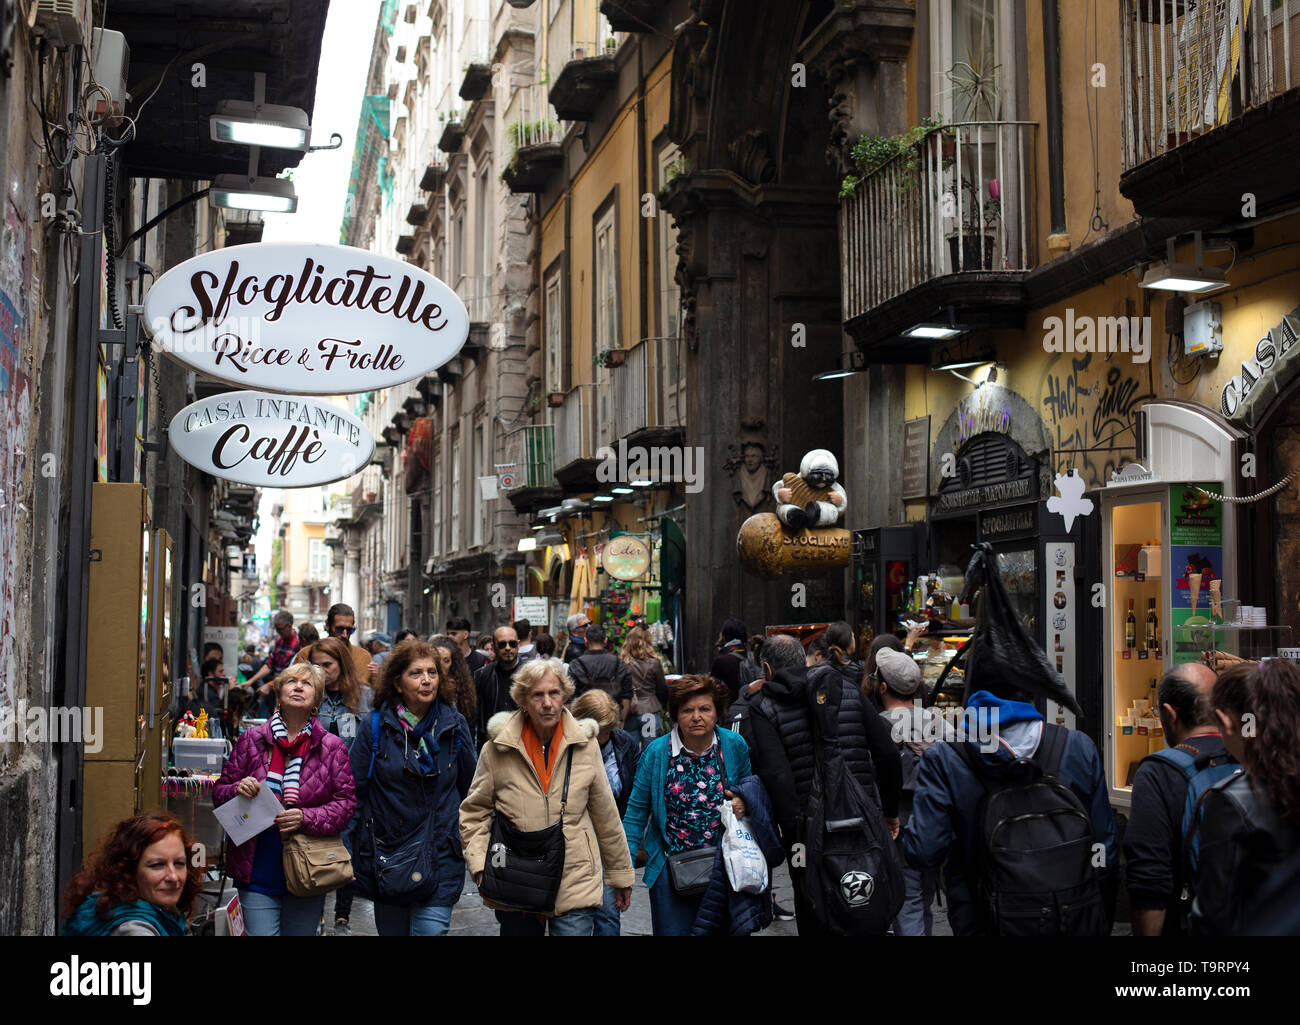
731;441;774;510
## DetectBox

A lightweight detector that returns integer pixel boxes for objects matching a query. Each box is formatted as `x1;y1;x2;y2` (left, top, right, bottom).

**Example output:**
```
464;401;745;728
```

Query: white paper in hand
214;785;285;846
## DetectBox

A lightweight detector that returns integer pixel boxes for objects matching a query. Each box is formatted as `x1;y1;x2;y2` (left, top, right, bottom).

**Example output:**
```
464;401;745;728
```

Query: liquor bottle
1125;599;1137;649
1145;598;1159;650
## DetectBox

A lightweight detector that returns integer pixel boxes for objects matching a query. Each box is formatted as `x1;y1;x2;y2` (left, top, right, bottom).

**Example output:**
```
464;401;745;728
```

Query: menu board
1169;483;1223;665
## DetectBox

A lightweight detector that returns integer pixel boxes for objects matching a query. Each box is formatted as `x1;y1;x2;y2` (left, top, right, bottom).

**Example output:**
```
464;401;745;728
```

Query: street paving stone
324;861;956;936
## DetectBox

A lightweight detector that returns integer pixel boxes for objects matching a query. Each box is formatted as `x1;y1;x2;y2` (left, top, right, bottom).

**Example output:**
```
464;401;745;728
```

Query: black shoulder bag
478;745;575;915
666;746;728;897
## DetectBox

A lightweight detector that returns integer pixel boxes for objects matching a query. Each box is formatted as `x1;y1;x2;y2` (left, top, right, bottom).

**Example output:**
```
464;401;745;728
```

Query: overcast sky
260;0;381;246
252;1;381;620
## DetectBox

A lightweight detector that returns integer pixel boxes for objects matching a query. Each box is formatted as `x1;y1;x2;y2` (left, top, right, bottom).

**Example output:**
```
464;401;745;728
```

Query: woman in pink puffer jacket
213;663;356;936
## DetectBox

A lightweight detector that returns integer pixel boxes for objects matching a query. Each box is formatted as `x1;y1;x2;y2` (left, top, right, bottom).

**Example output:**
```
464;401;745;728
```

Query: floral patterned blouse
663;745;726;854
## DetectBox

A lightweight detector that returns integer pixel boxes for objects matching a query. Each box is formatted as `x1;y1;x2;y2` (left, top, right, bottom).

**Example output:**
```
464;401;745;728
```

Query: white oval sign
142;243;469;394
167;391;375;487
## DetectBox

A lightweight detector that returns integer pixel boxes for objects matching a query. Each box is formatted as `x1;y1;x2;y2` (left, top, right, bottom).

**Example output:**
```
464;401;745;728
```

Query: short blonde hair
272;662;326;709
509;657;575;708
571;689;618;730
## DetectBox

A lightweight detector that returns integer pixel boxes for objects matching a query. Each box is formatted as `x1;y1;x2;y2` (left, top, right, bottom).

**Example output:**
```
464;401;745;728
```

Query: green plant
658;156;694;199
594;347;625;368
840;114;944;197
604;36;616;50
507;118;559;149
945;0;1002;121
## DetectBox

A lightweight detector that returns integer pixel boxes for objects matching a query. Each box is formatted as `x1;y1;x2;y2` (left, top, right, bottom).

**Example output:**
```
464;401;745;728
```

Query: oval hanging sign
142;243;469;394
167;391;375;488
601;535;651;581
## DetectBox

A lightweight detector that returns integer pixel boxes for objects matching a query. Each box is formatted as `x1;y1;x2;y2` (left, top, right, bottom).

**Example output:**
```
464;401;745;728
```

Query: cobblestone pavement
323;862;955;936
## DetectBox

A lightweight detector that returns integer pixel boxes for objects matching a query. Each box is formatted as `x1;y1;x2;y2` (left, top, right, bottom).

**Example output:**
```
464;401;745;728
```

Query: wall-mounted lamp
812;351;867;382
210;174;298;213
1139;233;1229;294
210;99;311;150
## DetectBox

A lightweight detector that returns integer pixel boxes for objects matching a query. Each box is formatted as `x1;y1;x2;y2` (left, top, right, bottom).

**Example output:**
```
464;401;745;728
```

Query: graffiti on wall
1;199;32;707
1039;352;1156;488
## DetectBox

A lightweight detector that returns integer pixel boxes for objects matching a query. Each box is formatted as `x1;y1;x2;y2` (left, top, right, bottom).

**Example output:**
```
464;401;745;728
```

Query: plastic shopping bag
720;803;769;894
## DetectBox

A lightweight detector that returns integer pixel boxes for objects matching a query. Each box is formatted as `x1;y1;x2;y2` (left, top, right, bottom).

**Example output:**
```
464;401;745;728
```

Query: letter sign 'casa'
142;243;470;395
167;391;375;488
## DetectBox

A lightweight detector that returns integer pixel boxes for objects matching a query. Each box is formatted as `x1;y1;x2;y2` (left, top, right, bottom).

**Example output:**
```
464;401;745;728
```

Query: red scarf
268;729;311;806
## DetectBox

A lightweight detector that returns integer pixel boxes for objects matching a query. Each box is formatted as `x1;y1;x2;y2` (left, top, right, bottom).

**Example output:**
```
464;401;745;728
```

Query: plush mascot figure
772;449;847;530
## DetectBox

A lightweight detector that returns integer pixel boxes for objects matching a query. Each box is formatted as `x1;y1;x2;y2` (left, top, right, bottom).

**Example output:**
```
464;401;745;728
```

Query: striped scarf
267;711;312;806
396;702;439;775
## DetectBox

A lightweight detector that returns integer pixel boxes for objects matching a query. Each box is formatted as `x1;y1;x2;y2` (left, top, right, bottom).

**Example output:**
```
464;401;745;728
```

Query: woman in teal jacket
621;675;752;935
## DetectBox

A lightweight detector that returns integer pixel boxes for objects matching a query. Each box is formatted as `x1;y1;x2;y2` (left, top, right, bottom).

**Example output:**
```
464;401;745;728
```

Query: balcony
460;62;492;101
840;120;1036;358
1120;0;1300;218
503;424;562;514
552;383;602;488
420;162;446;192
438;119;465;153
503;97;563;194
613;337;686;445
600;1;664;33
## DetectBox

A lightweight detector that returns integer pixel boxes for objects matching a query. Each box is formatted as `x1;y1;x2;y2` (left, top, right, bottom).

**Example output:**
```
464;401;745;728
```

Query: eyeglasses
333;626;356;636
496;640;518;648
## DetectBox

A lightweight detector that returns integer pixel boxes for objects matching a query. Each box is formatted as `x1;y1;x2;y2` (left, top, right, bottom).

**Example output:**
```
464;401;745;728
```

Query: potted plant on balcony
595;347;626;368
840;114;943;199
946;173;1001;271
547;391;566;407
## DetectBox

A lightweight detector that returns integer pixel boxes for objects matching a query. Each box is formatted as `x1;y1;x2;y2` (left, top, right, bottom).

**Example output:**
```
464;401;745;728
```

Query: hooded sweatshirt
901;690;1119;935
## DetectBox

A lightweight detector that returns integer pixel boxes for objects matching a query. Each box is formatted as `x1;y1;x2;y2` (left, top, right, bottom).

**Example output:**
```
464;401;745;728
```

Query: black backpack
956;724;1108;936
797;674;905;935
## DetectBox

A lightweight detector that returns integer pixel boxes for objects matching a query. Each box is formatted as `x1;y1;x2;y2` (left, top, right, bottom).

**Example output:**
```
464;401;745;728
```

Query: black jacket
569;650;634;709
472;659;520;744
1191;772;1300;935
749;662;902;849
602;727;642;818
1123;733;1230;933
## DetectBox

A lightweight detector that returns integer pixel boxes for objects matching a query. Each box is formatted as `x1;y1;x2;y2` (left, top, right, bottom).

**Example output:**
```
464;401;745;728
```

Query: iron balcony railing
840;120;1036;321
503;424;556;489
614;336;686;441
1122;0;1299;169
553;383;597;469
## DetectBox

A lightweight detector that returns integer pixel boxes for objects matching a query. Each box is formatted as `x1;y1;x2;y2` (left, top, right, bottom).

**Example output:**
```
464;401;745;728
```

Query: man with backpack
1125;662;1235;936
747;633;904;935
902;687;1119;936
873;646;954;935
710;617;758;704
568;625;634;727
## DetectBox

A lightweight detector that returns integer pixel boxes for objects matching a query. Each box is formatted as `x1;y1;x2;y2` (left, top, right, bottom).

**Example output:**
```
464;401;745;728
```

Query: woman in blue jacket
622;675;752;936
350;639;476;936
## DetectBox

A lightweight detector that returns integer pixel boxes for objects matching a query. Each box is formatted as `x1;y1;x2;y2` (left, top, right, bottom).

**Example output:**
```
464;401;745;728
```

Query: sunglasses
496;640;518;648
333;626;356;635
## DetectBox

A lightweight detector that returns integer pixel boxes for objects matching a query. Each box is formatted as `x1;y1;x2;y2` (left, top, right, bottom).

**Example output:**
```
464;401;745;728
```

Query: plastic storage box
172;738;229;772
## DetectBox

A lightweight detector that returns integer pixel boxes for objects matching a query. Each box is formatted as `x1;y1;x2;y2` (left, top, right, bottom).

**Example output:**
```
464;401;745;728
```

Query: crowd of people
62;610;1300;937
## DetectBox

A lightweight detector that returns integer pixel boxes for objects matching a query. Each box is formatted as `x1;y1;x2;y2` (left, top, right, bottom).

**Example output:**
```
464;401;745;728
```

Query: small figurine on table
175;710;196;738
193;709;210;739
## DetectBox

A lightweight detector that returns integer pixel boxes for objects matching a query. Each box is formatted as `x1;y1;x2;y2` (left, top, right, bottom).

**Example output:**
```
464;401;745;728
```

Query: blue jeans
238;888;326;937
373;899;454;936
594;883;621;936
648;871;702;936
894;865;939;936
495;906;598;936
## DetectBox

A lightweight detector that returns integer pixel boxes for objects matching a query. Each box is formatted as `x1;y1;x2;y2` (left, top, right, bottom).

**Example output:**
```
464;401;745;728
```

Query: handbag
666;744;728;897
667;846;717;896
282;831;354;897
478;746;575;915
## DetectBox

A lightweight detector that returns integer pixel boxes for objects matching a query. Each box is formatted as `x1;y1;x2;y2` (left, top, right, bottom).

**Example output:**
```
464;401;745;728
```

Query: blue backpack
1142;743;1239;920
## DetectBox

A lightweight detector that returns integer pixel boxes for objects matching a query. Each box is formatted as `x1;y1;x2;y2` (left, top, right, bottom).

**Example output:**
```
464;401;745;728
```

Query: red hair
61;812;204;922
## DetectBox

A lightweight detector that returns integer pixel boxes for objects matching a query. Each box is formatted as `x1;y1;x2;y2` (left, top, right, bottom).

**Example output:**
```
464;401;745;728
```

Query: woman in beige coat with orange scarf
460;656;634;935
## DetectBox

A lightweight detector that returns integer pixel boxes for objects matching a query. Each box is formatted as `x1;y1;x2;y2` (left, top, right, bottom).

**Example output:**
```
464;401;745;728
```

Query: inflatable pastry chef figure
773;449;848;530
